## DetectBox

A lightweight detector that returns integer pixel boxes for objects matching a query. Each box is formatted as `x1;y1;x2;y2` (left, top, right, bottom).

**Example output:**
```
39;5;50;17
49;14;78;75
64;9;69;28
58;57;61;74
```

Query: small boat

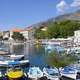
76;72;80;80
0;54;24;62
0;47;9;51
0;60;29;67
0;69;7;79
0;71;6;77
43;66;59;80
60;66;77;80
7;54;24;61
45;45;65;53
28;67;43;79
0;47;10;55
45;45;52;51
0;51;10;55
7;68;24;80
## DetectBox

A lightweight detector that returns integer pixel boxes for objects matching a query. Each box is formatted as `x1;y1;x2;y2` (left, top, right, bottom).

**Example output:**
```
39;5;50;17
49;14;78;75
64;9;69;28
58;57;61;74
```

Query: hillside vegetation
34;20;80;39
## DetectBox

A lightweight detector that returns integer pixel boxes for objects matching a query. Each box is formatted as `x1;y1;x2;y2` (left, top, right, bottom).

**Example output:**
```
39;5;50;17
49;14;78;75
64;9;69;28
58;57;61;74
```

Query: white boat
60;66;77;80
0;71;8;80
45;45;52;51
7;54;24;61
45;44;65;53
0;71;6;77
28;67;43;79
43;66;59;80
0;51;9;55
0;54;24;62
0;47;10;55
0;60;29;67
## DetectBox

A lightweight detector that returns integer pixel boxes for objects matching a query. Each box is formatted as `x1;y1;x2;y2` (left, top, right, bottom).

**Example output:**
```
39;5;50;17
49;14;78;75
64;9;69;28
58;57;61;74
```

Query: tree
34;20;80;39
45;52;77;79
12;32;25;41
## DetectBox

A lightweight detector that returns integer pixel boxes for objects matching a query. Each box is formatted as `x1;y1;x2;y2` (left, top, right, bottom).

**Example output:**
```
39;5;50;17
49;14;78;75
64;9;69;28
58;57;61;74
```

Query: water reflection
9;44;24;55
5;43;46;68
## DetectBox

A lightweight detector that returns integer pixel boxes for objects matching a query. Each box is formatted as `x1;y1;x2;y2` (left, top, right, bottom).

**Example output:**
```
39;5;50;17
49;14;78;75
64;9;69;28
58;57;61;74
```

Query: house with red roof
9;27;34;41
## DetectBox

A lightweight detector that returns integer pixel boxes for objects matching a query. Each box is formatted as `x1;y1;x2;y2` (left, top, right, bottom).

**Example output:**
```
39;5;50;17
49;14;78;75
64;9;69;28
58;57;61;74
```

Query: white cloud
71;0;80;7
56;0;68;13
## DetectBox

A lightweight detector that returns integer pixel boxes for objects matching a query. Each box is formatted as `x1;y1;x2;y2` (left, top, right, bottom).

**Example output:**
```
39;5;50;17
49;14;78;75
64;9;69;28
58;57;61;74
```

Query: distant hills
55;10;80;21
34;10;80;39
32;10;80;29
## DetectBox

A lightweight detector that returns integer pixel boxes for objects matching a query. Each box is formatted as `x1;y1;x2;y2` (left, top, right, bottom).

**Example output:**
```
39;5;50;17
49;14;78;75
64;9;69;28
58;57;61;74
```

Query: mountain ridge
31;10;80;29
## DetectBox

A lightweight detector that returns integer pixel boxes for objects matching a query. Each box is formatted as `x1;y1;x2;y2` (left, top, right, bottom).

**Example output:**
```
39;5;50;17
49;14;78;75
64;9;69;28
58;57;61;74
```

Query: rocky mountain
32;10;80;29
55;10;80;21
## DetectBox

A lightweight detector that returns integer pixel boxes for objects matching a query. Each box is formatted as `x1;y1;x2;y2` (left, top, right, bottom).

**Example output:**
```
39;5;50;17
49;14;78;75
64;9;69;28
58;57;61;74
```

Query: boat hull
7;71;23;80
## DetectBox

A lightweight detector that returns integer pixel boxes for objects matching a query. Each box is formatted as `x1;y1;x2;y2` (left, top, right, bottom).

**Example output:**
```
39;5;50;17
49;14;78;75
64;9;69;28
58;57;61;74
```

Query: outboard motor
76;72;80;80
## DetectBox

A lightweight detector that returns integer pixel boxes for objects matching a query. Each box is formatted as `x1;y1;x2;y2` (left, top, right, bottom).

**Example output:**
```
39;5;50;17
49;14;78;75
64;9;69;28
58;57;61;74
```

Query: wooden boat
0;54;24;62
0;47;10;55
6;54;24;61
7;68;24;80
28;67;43;79
0;60;29;67
60;66;77;80
45;45;65;53
43;66;59;80
0;51;9;55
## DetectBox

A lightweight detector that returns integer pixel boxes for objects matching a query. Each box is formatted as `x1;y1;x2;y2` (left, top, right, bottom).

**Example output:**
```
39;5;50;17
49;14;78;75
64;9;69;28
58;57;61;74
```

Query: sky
0;0;79;30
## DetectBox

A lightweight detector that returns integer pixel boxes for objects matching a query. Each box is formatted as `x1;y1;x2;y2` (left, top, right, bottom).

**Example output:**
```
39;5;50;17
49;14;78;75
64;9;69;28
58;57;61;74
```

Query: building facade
20;27;34;40
9;27;34;41
74;30;80;46
3;31;10;40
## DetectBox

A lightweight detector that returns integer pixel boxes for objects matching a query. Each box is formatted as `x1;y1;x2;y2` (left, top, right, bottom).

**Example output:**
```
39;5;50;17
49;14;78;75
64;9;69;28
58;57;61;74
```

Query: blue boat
0;54;24;62
28;67;43;79
43;66;59;80
62;67;77;74
61;66;77;79
0;60;29;67
45;45;65;53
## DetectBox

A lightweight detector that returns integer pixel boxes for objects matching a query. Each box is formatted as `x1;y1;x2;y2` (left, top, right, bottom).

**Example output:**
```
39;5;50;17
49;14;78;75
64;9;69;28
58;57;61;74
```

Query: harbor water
0;43;80;80
3;43;46;68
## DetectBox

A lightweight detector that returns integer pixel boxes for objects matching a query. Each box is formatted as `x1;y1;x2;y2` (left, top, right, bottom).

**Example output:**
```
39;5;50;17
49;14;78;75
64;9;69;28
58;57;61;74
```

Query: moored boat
60;66;77;80
43;66;59;80
28;67;43;79
0;50;10;55
7;68;24;80
0;47;10;55
45;44;65;53
6;54;24;61
0;54;24;62
0;60;29;67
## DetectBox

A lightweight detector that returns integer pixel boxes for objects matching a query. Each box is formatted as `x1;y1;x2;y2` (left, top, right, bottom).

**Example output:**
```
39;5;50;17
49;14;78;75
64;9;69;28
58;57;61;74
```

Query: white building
20;27;34;40
3;31;10;39
47;37;73;47
8;30;14;41
9;27;34;41
74;30;80;46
